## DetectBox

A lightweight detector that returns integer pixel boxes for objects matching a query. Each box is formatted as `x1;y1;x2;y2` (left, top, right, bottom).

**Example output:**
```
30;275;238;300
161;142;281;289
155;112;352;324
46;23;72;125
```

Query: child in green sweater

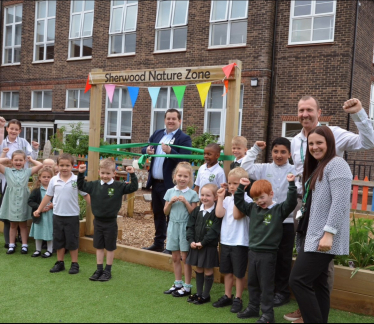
77;159;138;282
234;174;297;324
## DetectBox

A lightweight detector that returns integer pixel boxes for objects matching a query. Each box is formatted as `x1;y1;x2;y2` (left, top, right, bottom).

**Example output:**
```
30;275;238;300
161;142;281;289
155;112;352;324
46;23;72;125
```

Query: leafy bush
79;195;87;220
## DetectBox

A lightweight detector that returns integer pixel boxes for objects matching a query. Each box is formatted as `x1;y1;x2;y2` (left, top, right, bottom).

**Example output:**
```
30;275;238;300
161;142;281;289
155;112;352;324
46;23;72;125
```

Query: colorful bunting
222;79;229;97
148;87;161;108
84;74;92;93
105;84;116;103
128;87;140;108
196;82;211;107
172;86;187;109
222;63;237;79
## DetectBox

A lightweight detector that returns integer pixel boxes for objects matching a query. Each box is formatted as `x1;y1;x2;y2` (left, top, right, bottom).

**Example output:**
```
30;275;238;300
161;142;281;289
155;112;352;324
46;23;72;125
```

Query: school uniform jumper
234;182;298;318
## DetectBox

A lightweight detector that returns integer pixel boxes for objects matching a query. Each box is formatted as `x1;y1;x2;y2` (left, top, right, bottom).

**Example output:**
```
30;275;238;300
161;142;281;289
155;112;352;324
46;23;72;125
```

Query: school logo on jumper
206;220;213;229
71;181;77;189
263;214;272;225
209;174;216;182
108;188;115;197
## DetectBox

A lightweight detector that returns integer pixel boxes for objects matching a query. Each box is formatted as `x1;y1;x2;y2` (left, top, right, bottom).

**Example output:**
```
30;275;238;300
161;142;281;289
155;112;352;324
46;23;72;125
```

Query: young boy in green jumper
234;175;297;324
77;159;138;282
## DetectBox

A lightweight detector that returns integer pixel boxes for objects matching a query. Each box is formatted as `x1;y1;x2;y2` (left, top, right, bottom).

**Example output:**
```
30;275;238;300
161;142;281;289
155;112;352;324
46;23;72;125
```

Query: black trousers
289;239;334;323
247;250;277;317
151;181;168;248
275;223;296;298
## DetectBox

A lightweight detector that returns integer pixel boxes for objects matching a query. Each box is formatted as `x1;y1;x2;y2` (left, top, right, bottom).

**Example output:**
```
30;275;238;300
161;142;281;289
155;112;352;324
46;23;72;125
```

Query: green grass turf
0;234;373;323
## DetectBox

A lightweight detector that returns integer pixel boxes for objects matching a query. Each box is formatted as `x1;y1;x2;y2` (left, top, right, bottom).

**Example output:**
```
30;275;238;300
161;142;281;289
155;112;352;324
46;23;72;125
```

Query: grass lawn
0;234;373;323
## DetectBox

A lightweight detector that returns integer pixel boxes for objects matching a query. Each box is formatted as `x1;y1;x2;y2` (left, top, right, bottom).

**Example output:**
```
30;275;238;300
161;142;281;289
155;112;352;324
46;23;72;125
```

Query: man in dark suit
142;109;192;253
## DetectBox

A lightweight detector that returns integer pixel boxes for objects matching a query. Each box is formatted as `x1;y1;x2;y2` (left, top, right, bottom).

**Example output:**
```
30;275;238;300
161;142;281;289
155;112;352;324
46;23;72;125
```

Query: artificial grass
0;234;373;323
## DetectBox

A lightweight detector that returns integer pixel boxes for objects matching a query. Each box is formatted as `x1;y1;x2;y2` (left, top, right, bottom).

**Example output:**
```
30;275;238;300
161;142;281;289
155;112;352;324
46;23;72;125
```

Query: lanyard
300;138;305;163
300;175;313;215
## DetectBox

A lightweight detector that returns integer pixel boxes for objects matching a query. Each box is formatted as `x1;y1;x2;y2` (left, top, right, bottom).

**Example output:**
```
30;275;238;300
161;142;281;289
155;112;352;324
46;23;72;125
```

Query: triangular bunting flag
172;86;187;109
148;87;161;108
196;82;211;107
222;79;229;97
105;84;116;103
127;87;140;108
84;74;92;93
222;63;237;79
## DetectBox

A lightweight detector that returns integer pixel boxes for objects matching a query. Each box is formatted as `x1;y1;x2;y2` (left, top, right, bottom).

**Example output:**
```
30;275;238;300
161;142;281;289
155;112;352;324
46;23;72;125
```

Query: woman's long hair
302;126;337;192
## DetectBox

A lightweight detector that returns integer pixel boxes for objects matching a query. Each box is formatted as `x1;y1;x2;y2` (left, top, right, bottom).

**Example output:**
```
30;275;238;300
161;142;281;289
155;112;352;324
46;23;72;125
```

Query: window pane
33;128;39;143
6;7;14;24
292;18;312;31
314;16;334;29
15;5;22;23
313;28;333;41
48;128;54;141
26;128;31;144
70;39;81;57
207;112;221;135
40;128;46;149
313;16;334;41
82;12;93;36
111;35;123;54
72;0;83;13
14;48;21;63
37;1;47;19
4;49;12;64
82;38;93;56
285;123;303;138
37;21;45;42
291;30;311;43
46;44;54;60
107;111;118;135
121;89;132;108
157;29;171;51
121;111;132;136
15;25;22;46
111;7;123;33
294;1;312;16
80;90;90;108
47;19;55;41
315;1;334;14
157;0;172;28
173;1;188;25
68;90;78;108
113;1;124;5
211;23;228;46
155;88;168;108
230;21;247;44
207;87;224;109
48;0;57;17
170;89;182;108
124;33;136;53
173;28;187;49
36;45;45;60
231;0;248;19
5;26;12;47
84;0;95;11
11;93;19;108
3;93;11;108
109;89;120;108
44;91;52;108
33;92;43;108
124;5;137;31
211;0;228;21
154;111;165;131
71;14;81;38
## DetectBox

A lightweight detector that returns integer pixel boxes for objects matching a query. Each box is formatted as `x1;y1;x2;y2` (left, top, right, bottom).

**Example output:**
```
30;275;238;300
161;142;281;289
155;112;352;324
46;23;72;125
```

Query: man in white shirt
284;96;374;323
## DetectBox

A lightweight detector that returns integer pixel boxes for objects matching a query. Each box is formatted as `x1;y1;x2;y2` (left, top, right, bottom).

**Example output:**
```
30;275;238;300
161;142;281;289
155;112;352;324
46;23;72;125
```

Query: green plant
79;195;87;220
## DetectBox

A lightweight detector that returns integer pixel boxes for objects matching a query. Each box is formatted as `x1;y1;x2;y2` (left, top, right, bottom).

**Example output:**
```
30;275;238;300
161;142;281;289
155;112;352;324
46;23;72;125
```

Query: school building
0;0;374;172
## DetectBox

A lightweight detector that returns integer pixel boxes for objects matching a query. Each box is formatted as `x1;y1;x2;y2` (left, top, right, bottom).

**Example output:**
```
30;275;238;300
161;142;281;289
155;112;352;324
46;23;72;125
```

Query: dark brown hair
302;126;336;191
164;109;181;121
57;153;74;166
7;119;22;129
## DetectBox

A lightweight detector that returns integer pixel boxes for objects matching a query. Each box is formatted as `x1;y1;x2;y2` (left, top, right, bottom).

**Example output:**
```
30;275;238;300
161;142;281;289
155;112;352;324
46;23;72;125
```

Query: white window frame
104;88;133;144
0;91;19;110
20;122;54;150
2;4;22;65
150;87;184;134
108;0;138;56
33;1;56;63
204;85;243;144
68;0;94;59
65;89;90;111
282;121;329;140
31;90;53;111
154;0;189;53
370;83;374;121
288;0;336;45
209;0;248;49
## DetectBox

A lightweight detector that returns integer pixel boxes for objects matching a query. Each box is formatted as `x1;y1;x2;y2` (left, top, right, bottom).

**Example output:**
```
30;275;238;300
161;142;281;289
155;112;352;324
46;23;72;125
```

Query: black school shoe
6;246;16;254
50;261;65;273
273;293;290;307
193;296;211;305
31;251;41;258
69;263;80;275
231;298;243;313
21;246;28;254
89;270;103;281
172;287;190;297
213;295;233;308
187;294;200;303
164;285;181;295
255;314;275;323
98;270;112;282
237;306;260;319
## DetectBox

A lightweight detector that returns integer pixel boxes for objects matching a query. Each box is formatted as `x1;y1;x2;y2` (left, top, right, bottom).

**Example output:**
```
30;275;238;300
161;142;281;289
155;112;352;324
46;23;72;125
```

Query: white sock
9;243;15;248
22;244;28;248
35;240;42;251
47;241;53;253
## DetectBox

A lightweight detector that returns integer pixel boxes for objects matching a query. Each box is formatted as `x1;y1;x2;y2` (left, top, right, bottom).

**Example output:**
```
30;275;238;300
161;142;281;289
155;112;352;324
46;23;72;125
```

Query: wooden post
85;69;103;236
127;192;135;218
224;60;242;176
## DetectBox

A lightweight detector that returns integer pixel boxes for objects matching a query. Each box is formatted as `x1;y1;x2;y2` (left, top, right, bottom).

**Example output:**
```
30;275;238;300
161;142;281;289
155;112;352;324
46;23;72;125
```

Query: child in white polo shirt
34;153;90;275
194;143;226;196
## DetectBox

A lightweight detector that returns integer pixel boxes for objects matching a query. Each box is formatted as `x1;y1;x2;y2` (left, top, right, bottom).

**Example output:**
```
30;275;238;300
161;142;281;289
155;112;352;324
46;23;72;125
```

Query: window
66;89;90;110
370;83;374;120
20;122;54;150
151;87;183;133
69;0;94;59
289;0;336;45
204;85;243;143
2;4;22;65
31;90;52;110
282;121;329;140
1;91;19;110
155;0;189;52
109;0;138;56
34;1;56;62
209;0;248;48
105;88;133;144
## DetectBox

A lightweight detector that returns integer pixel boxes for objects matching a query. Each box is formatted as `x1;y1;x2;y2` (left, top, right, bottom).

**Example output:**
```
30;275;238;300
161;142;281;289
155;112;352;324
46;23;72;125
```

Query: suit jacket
142;129;192;190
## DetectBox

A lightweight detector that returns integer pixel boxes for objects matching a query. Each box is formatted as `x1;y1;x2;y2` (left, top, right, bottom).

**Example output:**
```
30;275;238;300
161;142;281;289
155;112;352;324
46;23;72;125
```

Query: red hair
250;180;273;198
